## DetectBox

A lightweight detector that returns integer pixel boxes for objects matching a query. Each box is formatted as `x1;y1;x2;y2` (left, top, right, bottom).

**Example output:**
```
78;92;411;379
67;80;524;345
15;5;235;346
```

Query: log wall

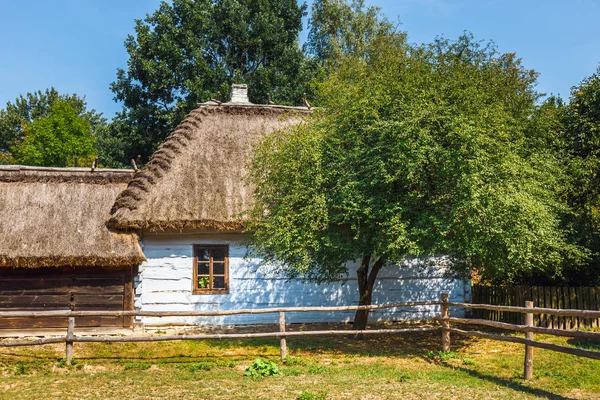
0;266;133;329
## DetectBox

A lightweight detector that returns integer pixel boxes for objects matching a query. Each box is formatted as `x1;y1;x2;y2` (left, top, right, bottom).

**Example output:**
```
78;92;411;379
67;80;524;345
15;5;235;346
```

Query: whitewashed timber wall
136;233;470;327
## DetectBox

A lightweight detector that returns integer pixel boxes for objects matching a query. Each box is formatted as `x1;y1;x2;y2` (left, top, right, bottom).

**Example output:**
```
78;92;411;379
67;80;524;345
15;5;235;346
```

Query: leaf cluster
10;100;97;167
243;358;280;378
0;88;104;164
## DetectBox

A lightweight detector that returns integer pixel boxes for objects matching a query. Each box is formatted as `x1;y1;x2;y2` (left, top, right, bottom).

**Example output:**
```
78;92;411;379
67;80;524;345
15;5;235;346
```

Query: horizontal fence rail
435;316;600;340
0;301;441;318
449;302;600;319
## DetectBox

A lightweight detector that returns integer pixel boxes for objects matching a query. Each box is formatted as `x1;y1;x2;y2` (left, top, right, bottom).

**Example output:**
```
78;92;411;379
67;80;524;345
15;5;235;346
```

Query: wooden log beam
66;317;74;365
0;337;66;347
279;311;287;361
434;317;600;340
0;301;442;318
524;301;534;380
449;302;600;318
449;328;600;361
441;293;450;352
71;327;440;343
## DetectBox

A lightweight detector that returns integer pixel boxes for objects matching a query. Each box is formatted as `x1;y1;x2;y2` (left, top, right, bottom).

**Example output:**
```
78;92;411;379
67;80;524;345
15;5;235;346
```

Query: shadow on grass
439;363;576;400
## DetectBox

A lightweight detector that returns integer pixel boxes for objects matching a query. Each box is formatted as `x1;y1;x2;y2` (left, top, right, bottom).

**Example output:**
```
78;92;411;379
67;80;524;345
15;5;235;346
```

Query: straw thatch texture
108;104;311;231
0;166;145;268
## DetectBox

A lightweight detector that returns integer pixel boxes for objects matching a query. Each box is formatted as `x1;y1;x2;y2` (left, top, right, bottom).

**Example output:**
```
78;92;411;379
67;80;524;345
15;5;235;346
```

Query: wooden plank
441;293;450;352
532;286;540;326
0;295;70;307
0;301;444;318
582;287;589;328
578;287;585;328
449;328;600;360
0;317;70;329
439;316;600;340
72;327;440;343
73;295;124;307
123;265;134;328
524;301;534;380
448;302;600;318
74;316;124;328
593;287;600;328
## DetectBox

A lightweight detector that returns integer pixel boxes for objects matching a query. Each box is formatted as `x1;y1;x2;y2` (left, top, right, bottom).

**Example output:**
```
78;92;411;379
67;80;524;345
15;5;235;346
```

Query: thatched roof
0;166;145;268
108;103;311;232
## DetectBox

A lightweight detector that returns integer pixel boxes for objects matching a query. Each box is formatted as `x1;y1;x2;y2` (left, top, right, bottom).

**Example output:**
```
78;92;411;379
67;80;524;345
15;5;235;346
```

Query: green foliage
306;0;402;63
187;361;215;372
297;391;328;400
197;276;210;289
462;357;476;366
246;31;585;306
558;68;600;285
243;358;280;378
426;351;458;361
0;87;105;164
14;362;30;375
10;100;97;167
109;0;319;164
123;362;151;371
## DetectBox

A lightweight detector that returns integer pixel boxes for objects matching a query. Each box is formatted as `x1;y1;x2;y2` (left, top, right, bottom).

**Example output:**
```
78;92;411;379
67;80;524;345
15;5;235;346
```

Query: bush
244;358;280;378
297;391;327;400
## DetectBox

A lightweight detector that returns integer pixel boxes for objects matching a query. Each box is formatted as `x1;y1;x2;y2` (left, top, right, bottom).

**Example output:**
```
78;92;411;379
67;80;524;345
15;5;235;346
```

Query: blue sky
1;0;599;119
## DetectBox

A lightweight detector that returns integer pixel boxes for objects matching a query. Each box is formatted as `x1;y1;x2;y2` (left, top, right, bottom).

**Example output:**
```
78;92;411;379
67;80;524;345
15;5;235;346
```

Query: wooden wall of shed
136;233;469;326
0;265;135;330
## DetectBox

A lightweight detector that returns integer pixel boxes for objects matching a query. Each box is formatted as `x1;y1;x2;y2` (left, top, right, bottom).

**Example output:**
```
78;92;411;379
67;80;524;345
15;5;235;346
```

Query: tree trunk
353;255;384;330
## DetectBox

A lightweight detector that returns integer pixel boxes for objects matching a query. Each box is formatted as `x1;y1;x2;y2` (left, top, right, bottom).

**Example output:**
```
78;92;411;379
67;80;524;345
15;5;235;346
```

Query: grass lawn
1;325;599;400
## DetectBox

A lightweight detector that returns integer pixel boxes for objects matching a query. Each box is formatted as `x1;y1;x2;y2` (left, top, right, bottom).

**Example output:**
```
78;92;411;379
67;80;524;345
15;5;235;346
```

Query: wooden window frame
193;245;230;295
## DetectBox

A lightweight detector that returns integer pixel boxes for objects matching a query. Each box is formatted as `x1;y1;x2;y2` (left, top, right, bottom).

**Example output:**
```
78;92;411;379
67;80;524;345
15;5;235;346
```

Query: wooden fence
471;284;600;329
1;296;600;380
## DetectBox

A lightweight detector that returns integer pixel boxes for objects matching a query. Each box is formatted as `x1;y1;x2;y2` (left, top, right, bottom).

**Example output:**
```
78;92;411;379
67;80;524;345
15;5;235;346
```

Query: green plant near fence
471;284;600;329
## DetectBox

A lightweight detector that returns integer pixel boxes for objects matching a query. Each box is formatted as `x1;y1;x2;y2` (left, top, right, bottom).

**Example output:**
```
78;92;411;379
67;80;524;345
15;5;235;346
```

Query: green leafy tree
558;68;600;285
246;33;585;329
108;0;319;165
305;0;401;63
11;100;97;167
0;88;104;162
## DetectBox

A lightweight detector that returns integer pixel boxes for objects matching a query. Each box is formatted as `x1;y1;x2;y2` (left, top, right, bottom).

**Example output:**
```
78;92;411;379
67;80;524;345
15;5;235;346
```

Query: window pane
213;262;225;275
197;248;210;261
197;275;210;289
198;262;209;275
213;276;226;289
212;248;226;261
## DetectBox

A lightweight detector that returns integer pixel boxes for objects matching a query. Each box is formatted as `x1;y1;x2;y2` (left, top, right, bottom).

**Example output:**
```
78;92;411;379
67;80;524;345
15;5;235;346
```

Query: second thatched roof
108;103;311;232
0;166;145;268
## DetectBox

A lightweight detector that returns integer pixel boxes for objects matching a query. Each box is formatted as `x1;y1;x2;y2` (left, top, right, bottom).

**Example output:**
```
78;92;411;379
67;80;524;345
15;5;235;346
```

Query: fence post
66;317;75;365
524;301;534;380
441;293;450;352
279;311;287;361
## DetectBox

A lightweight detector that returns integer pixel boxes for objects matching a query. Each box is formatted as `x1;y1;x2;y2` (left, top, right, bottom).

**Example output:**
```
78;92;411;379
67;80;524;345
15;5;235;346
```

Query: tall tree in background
0;88;104;164
108;0;319;165
246;33;586;329
10;100;97;167
559;68;600;285
305;0;400;63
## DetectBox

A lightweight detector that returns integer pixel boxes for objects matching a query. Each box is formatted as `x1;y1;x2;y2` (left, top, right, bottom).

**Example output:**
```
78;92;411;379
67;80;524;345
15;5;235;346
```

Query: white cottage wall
136;233;469;327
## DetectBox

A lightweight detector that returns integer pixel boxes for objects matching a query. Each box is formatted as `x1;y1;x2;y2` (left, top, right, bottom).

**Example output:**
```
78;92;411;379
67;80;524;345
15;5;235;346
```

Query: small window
193;245;229;294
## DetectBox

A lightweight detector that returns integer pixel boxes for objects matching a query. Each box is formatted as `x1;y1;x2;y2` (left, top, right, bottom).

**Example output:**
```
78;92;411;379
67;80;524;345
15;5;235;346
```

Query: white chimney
229;84;250;104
